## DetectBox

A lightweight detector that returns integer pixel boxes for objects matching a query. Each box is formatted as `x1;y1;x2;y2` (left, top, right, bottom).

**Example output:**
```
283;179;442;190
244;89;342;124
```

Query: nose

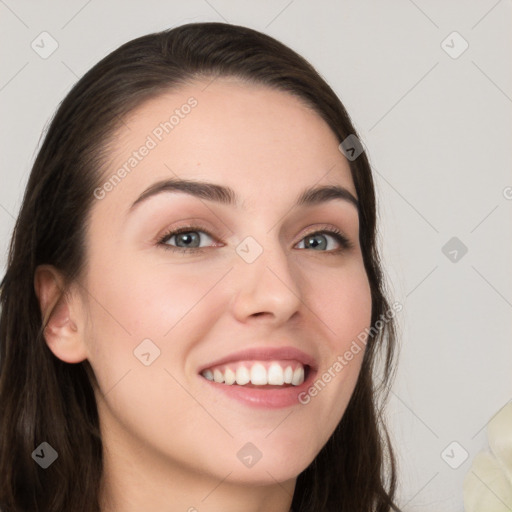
230;238;303;326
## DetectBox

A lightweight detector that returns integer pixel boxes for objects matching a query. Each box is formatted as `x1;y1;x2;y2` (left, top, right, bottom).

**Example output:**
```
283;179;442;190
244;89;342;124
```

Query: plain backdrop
1;1;511;510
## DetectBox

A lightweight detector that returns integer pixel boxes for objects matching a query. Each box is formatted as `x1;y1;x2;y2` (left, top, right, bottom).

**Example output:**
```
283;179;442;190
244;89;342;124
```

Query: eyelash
157;224;354;255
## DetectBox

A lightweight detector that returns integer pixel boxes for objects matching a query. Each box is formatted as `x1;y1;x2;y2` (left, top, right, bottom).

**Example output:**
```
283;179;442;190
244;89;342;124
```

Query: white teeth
292;366;304;386
283;366;293;384
267;363;285;385
224;368;236;385
250;363;268;385
235;366;250;385
201;361;307;387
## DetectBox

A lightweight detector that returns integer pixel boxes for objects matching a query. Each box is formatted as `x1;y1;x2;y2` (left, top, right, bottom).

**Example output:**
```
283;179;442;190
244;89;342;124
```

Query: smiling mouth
200;360;310;387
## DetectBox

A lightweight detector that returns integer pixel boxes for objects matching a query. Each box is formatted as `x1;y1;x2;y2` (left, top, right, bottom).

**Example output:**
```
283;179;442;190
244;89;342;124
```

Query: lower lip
199;369;317;409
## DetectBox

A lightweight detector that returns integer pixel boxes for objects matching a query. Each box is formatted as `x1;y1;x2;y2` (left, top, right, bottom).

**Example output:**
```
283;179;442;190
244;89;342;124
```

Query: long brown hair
0;22;401;511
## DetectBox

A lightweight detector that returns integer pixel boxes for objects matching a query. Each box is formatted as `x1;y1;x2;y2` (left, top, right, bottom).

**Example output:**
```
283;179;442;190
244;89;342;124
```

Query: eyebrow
128;178;359;213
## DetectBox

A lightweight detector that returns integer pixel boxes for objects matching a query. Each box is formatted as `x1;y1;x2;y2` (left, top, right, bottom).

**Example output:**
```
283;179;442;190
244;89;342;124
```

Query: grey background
1;1;511;510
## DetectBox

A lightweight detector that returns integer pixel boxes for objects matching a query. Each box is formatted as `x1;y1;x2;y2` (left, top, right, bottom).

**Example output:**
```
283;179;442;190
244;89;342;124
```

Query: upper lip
197;346;318;373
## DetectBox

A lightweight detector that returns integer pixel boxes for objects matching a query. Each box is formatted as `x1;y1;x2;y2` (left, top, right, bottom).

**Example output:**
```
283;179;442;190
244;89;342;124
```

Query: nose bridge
230;232;303;321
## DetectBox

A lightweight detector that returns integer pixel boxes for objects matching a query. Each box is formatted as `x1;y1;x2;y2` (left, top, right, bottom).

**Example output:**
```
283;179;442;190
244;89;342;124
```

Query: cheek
308;262;373;349
86;249;209;332
81;254;227;385
296;262;372;431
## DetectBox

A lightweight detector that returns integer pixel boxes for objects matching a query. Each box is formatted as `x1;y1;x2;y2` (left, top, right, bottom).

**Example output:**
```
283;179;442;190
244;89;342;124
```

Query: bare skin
34;77;372;512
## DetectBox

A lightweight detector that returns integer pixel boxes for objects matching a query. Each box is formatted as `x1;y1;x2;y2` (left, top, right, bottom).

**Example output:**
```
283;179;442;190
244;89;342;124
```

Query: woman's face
77;78;371;490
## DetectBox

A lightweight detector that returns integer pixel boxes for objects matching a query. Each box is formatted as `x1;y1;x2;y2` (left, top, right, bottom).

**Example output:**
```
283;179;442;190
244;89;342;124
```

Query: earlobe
34;265;88;363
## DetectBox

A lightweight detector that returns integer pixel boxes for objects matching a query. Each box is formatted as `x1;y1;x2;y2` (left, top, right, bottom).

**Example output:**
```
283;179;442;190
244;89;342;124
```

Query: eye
158;226;218;253
296;229;352;252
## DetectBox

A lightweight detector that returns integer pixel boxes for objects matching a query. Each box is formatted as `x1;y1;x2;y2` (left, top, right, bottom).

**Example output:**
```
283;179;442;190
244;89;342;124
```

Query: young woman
0;22;401;512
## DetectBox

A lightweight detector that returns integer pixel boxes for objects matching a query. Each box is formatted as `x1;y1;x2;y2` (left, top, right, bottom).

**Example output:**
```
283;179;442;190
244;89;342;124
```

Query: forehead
99;78;356;215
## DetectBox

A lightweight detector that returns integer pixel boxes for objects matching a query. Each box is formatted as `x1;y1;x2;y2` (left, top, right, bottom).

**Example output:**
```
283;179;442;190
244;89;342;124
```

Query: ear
34;264;88;363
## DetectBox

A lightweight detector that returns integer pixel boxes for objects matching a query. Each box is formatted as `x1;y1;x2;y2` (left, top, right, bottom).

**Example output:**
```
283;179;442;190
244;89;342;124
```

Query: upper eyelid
160;225;217;240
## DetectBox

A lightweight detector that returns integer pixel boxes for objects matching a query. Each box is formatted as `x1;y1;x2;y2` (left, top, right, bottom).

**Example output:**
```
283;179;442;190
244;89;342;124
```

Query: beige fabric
463;403;512;512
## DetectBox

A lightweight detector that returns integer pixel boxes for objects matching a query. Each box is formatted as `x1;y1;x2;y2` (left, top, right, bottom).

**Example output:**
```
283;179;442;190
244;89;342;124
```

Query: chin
219;439;319;486
226;462;306;486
